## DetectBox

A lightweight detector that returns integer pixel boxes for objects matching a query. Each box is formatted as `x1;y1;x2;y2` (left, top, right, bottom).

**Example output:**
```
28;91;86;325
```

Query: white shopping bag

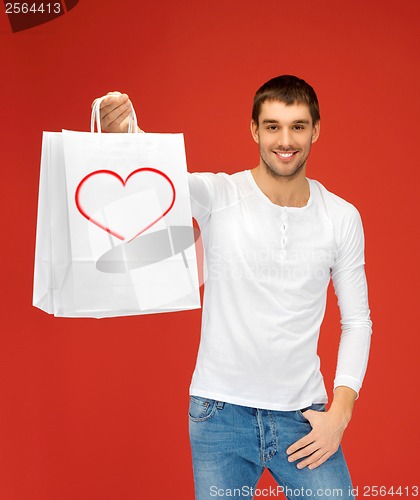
33;99;201;318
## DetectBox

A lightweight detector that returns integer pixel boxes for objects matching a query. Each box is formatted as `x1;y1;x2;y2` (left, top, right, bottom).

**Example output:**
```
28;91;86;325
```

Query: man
95;75;372;499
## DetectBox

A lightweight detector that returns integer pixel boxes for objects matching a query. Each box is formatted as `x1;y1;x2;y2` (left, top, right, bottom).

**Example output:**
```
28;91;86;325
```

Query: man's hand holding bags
92;92;144;133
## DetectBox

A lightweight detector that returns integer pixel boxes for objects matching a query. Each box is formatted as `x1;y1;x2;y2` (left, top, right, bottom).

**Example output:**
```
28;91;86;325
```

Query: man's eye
267;126;278;131
293;125;304;131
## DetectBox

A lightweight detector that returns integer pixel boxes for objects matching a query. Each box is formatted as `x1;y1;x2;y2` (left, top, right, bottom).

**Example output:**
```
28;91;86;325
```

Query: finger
307;451;334;470
100;93;129;110
296;449;329;469
301;409;313;419
91;92;127;110
101;104;131;129
100;97;130;125
287;442;320;462
286;432;316;455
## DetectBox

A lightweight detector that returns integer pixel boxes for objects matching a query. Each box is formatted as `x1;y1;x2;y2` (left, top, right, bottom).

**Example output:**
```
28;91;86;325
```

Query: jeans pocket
296;403;326;422
188;395;218;422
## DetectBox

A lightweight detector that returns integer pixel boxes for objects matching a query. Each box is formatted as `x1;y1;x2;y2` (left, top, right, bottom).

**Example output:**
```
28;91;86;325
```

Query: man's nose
277;128;293;148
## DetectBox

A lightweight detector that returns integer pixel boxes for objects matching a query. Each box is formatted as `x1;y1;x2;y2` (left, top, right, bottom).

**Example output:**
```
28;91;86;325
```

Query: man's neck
250;165;310;208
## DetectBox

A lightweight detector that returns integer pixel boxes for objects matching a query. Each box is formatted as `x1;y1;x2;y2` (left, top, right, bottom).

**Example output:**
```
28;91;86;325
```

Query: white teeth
278;152;293;157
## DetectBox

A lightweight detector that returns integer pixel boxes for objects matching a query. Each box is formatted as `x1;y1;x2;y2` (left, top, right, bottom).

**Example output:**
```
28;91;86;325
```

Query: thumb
302;409;315;421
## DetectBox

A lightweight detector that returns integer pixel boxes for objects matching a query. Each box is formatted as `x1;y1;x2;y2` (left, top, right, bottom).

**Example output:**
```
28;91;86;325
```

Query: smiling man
96;75;372;499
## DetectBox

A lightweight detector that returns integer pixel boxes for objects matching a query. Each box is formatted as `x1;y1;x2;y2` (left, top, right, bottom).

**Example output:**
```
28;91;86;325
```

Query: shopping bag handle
90;96;138;134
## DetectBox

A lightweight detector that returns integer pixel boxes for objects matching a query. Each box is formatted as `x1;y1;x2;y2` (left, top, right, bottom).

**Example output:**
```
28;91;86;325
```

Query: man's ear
311;120;320;144
250;120;259;144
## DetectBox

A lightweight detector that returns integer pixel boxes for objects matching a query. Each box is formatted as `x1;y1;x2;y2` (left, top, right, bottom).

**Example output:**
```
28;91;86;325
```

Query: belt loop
216;401;225;409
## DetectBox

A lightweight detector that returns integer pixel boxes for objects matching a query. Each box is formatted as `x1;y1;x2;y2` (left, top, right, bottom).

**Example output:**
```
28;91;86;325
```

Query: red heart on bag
75;168;176;241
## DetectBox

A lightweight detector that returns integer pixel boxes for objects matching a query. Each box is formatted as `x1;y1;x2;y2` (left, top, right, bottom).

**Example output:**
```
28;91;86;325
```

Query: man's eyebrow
261;119;311;124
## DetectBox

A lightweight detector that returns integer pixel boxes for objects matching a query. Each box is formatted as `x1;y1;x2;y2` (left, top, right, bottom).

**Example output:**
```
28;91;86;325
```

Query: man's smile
274;150;298;161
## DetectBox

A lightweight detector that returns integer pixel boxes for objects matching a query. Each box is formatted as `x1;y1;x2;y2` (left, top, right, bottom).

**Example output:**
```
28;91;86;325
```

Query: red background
1;1;419;498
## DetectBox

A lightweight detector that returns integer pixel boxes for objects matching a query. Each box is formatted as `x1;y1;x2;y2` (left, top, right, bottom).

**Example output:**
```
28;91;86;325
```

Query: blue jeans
189;396;355;499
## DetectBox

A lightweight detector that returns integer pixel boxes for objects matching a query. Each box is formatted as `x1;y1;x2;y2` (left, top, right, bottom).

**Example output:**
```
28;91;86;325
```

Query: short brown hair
252;75;320;125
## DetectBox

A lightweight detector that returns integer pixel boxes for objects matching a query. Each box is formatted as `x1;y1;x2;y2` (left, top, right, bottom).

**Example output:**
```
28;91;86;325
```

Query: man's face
251;100;320;179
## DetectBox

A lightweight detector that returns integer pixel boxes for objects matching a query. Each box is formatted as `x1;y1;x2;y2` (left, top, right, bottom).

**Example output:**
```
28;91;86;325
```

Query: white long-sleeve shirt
187;170;372;411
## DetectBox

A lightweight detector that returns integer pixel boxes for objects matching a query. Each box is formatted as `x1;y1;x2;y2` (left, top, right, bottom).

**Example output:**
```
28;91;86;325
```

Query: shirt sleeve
188;172;215;224
331;206;373;399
